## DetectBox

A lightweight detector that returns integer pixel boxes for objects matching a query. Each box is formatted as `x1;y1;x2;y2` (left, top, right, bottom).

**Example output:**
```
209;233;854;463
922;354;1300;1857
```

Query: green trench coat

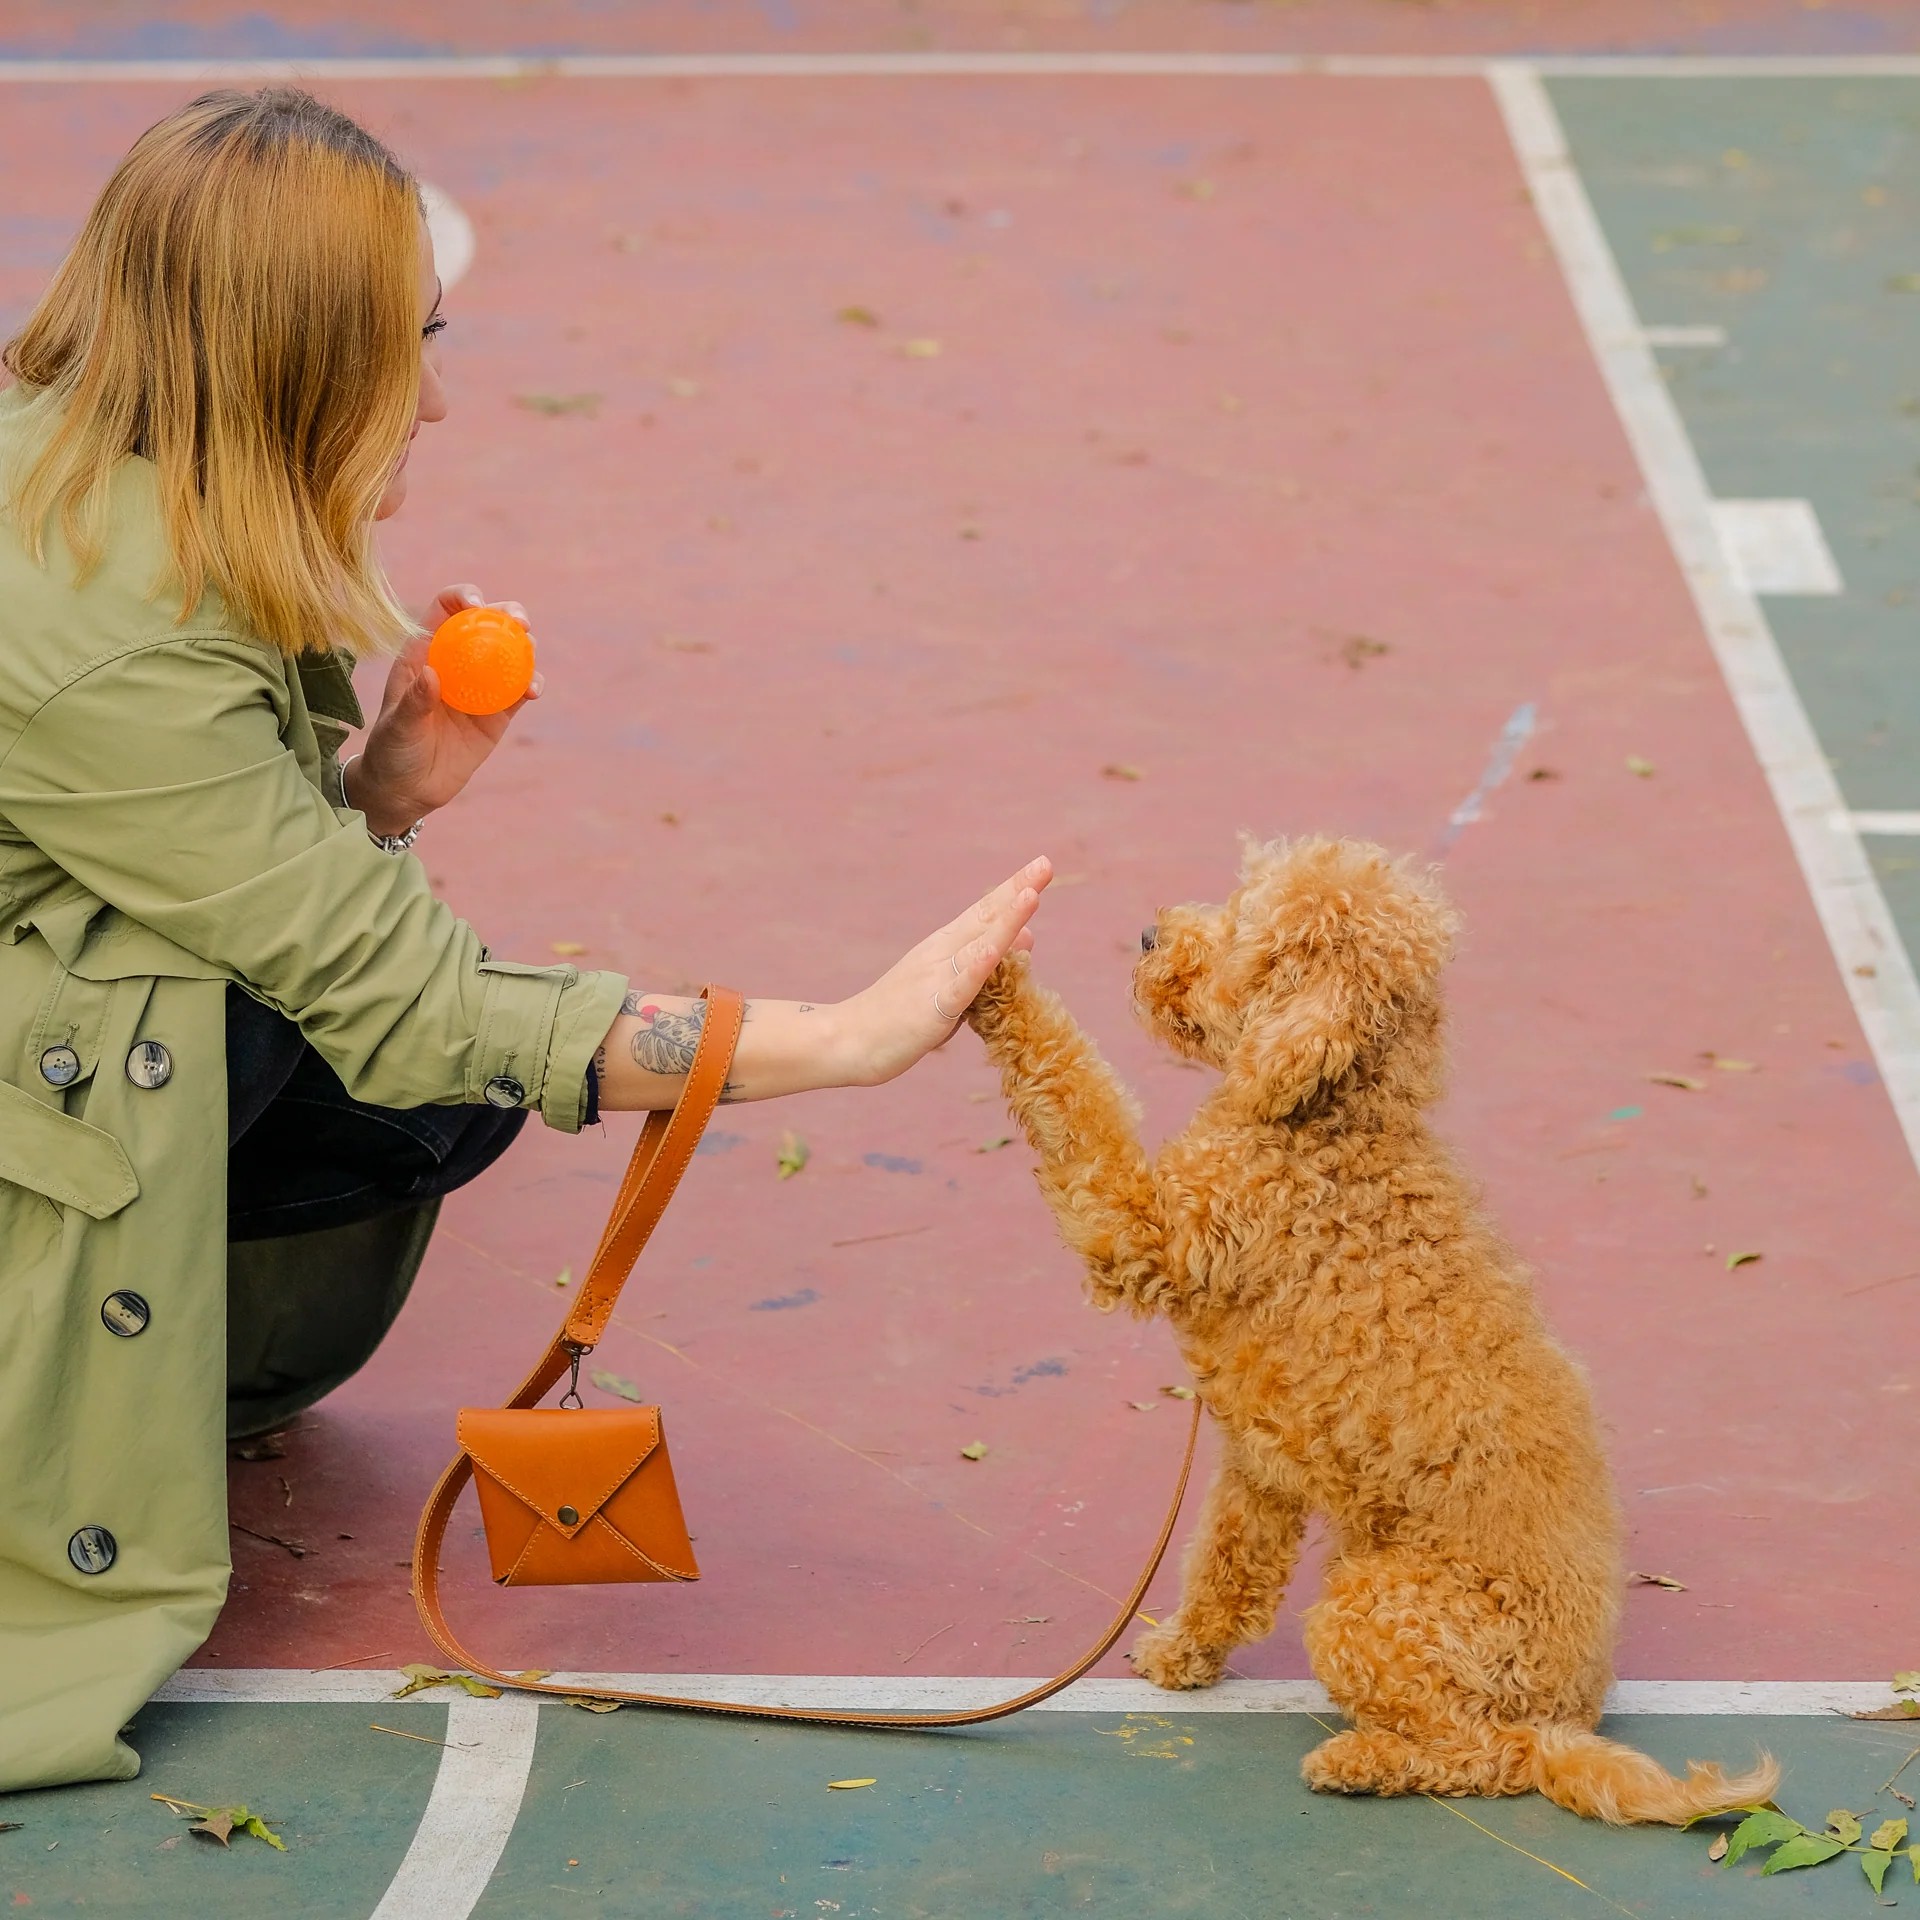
0;387;628;1792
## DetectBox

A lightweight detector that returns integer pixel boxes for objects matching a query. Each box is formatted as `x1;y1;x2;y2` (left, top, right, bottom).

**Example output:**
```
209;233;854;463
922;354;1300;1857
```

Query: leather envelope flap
458;1407;663;1542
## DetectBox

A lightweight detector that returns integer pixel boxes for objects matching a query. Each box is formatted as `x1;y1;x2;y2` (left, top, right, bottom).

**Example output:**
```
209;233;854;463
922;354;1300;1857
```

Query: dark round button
68;1526;117;1575
39;1044;81;1088
101;1291;151;1338
483;1076;525;1110
125;1041;173;1089
556;1505;580;1528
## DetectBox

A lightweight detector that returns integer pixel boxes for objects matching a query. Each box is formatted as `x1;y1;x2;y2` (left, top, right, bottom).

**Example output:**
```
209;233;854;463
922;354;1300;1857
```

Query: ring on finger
933;985;960;1022
949;952;963;979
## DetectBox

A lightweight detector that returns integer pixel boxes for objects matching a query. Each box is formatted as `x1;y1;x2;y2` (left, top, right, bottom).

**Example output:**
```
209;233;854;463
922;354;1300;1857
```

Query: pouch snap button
556;1505;580;1527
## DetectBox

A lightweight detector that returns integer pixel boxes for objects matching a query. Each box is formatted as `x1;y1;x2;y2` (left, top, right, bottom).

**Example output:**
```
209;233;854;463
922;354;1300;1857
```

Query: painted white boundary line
3;53;1920;84
366;1693;538;1920
1490;62;1920;1182
153;1669;1901;1715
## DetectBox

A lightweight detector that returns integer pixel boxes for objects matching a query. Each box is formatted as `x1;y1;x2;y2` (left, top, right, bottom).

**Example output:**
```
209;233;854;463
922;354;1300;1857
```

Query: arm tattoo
628;998;708;1077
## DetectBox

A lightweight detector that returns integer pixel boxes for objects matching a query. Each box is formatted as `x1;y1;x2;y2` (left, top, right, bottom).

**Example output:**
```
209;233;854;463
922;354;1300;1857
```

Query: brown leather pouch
414;982;1199;1730
461;1407;698;1587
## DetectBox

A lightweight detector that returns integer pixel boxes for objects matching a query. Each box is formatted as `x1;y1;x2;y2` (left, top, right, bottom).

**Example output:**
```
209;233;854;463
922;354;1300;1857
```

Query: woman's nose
1140;926;1158;952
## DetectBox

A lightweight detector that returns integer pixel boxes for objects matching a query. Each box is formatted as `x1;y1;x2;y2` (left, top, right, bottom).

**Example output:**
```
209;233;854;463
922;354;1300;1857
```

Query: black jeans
226;987;525;1239
224;988;526;1436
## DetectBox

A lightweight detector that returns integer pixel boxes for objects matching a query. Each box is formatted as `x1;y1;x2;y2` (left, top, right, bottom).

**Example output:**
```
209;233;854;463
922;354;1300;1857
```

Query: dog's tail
1512;1723;1780;1827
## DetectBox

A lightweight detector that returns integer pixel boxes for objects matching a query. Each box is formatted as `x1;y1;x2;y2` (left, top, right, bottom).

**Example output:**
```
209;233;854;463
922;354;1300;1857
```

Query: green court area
4;1700;1917;1918
1555;76;1920;950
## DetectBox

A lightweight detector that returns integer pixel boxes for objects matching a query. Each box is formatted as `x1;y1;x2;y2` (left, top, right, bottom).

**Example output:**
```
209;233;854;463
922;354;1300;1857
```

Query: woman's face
375;214;448;522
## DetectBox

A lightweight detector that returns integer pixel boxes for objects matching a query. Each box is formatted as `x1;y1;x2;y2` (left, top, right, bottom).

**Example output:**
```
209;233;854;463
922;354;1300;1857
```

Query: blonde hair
3;88;422;658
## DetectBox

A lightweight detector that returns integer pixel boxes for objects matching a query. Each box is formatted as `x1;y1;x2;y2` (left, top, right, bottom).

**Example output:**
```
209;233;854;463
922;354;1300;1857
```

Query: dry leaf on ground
777;1131;810;1179
959;1442;989;1461
591;1370;644;1403
1629;1571;1688;1591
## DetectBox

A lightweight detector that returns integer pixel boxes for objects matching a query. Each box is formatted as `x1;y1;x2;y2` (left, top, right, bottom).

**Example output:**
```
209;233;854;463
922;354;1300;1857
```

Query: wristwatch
340;753;425;854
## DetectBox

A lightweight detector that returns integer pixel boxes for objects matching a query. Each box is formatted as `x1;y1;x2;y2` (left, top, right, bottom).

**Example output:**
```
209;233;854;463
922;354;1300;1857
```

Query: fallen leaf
1726;1251;1763;1270
777;1130;810;1179
1006;1615;1051;1624
1101;763;1144;781
514;392;601;417
1527;766;1561;782
591;1369;644;1403
1825;1810;1863;1846
1128;1400;1156;1412
976;1136;1013;1153
562;1696;623;1713
1626;755;1656;777
550;940;588;957
1176;177;1217;200
509;1669;553;1683
901;338;942;358
1629;1570;1688;1591
552;1266;573;1290
1888;273;1920;292
828;1778;877;1791
190;1811;235;1847
1707;1833;1729;1861
1719;1807;1803;1865
1691;1174;1710;1198
153;1797;286;1852
836;305;881;327
1861;1846;1897;1894
1762;1832;1845;1874
658;635;712;653
1339;635;1390;669
1652;224;1748;250
1851;1701;1920;1720
1707;1055;1758;1072
392;1663;501;1700
1869;1816;1909;1851
959;1442;989;1461
1648;1072;1705;1091
1893;1672;1920;1694
1161;1384;1197;1401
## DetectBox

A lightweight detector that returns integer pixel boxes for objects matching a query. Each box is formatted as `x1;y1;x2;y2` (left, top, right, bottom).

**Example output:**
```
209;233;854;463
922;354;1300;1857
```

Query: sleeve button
483;1076;526;1109
101;1291;151;1337
39;1045;81;1087
125;1041;173;1089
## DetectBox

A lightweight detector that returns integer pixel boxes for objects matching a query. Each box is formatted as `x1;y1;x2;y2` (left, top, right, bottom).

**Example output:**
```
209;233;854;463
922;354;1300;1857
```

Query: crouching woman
0;88;1046;1793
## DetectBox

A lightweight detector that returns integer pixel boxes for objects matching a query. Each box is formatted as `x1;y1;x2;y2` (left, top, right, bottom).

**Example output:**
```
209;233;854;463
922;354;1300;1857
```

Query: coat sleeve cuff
469;962;630;1134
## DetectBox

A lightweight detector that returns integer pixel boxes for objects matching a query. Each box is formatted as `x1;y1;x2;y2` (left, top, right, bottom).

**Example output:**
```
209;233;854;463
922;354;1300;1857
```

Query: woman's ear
1229;969;1359;1118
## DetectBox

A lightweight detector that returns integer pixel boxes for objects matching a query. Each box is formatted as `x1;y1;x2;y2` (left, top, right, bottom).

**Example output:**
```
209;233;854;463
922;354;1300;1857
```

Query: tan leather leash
413;984;1202;1728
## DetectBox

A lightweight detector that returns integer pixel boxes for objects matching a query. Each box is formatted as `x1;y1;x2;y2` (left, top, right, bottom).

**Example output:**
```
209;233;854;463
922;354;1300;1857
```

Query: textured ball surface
427;607;535;715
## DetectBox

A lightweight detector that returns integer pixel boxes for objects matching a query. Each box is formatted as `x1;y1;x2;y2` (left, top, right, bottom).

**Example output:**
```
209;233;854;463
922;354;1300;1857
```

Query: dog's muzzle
1140;926;1158;952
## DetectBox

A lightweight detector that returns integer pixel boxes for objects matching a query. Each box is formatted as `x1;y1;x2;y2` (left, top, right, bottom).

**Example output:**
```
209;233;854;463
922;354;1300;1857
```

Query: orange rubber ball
426;606;535;716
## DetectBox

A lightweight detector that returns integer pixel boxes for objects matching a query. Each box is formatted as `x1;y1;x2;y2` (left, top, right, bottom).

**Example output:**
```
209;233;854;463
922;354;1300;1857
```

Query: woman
0;89;1048;1794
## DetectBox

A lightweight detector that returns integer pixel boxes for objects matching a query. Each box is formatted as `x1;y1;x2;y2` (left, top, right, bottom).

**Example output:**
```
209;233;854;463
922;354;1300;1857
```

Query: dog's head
1133;837;1456;1119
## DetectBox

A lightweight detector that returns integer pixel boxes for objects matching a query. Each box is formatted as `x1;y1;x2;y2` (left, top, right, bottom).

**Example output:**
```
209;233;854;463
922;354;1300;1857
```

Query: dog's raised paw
1128;1621;1227;1691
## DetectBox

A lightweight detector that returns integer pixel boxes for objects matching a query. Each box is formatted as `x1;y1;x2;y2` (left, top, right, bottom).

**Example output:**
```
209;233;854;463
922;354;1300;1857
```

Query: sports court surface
4;3;1920;1914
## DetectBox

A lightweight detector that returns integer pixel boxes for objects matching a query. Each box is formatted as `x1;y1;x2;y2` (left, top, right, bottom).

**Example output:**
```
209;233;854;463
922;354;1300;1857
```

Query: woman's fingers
939;886;1041;1018
931;857;1053;951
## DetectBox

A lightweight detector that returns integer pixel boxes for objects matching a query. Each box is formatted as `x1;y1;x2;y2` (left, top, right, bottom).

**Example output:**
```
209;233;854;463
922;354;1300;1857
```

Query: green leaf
590;1369;644;1404
777;1130;810;1179
1863;1849;1896;1894
976;1136;1013;1153
238;1813;287;1853
1722;1808;1803;1865
1869;1817;1909;1852
1726;1251;1763;1271
391;1664;499;1700
959;1441;989;1461
1910;1844;1920;1884
1626;754;1656;777
1825;1809;1863;1846
1761;1833;1846;1874
835;305;880;327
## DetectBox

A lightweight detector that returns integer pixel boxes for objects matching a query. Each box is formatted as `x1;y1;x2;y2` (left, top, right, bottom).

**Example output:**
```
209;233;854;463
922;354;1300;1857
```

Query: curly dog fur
967;836;1777;1825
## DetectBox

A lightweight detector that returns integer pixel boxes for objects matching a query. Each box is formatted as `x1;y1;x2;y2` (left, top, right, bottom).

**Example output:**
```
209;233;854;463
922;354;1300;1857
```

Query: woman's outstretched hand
839;857;1053;1085
348;584;543;836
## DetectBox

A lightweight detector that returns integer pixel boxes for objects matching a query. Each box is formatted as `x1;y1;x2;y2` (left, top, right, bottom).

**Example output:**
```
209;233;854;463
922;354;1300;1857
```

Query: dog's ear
1230;966;1362;1118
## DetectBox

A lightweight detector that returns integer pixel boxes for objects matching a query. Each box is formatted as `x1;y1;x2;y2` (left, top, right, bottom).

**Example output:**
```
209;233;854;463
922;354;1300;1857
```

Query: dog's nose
1140;926;1158;952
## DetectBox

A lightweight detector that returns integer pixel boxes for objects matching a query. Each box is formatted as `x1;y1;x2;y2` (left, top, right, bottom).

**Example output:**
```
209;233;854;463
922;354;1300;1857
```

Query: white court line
1642;324;1728;347
1710;498;1845;596
1839;811;1920;836
366;1693;539;1920
5;53;1920;83
153;1668;1903;1715
1490;63;1920;1182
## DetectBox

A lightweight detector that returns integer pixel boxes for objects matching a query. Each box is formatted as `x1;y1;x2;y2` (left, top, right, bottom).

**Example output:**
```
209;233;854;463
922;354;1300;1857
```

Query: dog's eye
1140;926;1158;952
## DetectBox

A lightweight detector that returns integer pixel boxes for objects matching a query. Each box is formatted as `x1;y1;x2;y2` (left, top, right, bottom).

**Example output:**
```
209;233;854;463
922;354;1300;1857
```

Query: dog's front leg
966;956;1169;1312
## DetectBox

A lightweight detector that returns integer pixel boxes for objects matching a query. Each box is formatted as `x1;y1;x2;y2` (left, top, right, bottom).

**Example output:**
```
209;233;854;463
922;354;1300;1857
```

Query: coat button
125;1041;173;1089
483;1076;525;1109
39;1044;81;1087
67;1526;117;1575
101;1291;151;1338
556;1505;580;1527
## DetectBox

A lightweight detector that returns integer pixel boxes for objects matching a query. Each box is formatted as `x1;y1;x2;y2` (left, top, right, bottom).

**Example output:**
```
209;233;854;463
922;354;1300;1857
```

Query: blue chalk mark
1608;1105;1644;1122
696;1131;746;1157
974;1357;1069;1397
751;1287;821;1312
1435;702;1539;855
863;1152;923;1175
1837;1059;1881;1086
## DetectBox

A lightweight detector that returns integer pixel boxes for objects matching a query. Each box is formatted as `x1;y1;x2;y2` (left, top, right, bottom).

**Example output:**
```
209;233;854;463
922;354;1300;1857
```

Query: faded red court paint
3;72;1913;1684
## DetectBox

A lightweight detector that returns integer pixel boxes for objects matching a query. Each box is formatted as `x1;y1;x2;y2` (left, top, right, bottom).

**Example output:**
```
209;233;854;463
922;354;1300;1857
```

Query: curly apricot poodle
967;836;1776;1824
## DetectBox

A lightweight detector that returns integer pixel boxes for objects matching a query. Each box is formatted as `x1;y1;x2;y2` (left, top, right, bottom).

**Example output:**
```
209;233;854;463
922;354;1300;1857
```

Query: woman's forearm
594;991;857;1110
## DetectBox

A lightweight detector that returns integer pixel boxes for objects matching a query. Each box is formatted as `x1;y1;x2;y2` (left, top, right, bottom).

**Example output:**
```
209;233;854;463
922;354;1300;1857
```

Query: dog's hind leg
967;956;1169;1310
1131;1451;1306;1690
1300;1725;1534;1801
